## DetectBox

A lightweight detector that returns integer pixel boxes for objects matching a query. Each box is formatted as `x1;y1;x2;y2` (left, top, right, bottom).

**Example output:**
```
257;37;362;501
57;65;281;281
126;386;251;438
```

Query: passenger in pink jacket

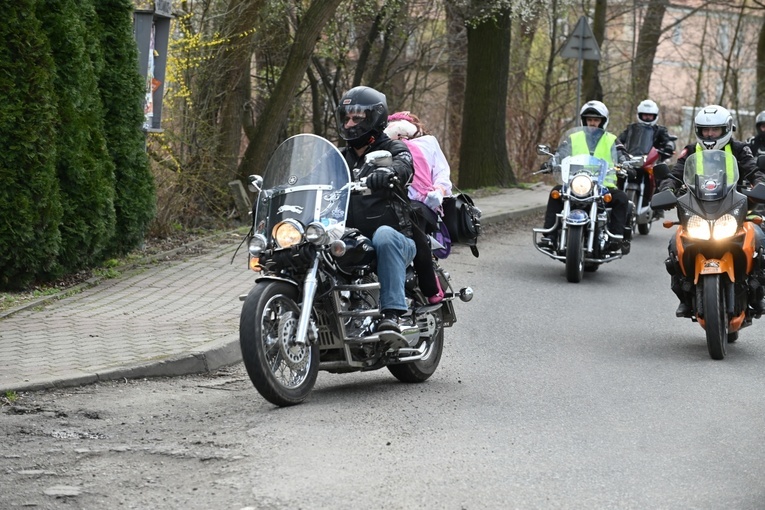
385;111;453;303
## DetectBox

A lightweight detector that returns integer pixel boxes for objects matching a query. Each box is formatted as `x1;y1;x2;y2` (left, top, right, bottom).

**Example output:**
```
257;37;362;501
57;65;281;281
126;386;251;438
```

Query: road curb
0;337;243;394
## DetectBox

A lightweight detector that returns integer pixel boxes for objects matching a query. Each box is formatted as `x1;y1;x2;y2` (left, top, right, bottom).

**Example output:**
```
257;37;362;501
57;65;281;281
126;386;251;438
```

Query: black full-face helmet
335;86;388;149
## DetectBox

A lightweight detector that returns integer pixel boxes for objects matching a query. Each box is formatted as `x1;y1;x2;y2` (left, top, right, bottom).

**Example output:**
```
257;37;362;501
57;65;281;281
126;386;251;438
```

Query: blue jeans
371;226;416;312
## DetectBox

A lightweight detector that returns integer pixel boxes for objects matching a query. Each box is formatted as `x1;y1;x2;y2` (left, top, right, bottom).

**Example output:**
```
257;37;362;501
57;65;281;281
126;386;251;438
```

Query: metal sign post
560;16;601;120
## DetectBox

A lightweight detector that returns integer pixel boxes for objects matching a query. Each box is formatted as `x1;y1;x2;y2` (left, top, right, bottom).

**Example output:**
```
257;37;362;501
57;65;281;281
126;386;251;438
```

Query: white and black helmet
636;99;659;126
694;104;734;150
579;100;609;130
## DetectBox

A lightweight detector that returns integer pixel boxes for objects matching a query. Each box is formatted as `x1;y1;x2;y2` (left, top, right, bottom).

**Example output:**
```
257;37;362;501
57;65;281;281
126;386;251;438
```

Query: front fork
295;255;320;347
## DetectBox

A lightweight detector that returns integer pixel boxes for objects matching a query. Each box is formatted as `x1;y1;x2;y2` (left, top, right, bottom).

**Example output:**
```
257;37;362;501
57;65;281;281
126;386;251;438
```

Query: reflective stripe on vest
694;144;735;184
570;131;617;186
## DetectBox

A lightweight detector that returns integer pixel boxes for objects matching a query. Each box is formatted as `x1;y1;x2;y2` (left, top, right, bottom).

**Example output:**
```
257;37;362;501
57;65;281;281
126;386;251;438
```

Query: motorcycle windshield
555;127;615;185
622;124;654;156
254;134;351;239
682;149;739;202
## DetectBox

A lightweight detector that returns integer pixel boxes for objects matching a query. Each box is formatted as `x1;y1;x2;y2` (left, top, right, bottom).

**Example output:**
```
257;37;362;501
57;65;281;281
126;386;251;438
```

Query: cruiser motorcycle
238;134;472;406
533;127;631;283
651;149;765;360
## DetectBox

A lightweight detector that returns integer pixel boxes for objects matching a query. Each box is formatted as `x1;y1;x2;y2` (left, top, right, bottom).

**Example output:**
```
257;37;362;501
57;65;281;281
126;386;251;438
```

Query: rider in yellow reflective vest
540;100;631;253
658;104;765;317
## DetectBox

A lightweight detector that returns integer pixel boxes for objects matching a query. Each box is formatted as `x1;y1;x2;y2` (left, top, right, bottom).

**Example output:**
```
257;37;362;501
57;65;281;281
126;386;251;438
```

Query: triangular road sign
560;16;601;61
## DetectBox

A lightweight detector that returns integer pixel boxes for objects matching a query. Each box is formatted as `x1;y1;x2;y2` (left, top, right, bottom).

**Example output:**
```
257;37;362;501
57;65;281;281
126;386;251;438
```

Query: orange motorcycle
652;149;765;359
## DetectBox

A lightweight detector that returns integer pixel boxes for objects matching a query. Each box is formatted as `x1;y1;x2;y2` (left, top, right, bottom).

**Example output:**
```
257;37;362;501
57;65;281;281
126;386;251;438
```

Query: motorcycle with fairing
651;150;765;359
238;134;472;406
533;127;631;283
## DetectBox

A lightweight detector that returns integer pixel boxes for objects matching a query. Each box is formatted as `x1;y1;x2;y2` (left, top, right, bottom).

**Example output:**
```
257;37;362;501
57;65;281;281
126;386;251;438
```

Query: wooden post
228;180;252;220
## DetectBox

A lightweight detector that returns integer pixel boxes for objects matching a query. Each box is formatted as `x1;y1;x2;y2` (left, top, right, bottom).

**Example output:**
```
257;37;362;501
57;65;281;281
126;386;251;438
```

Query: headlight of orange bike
712;214;738;240
686;215;711;240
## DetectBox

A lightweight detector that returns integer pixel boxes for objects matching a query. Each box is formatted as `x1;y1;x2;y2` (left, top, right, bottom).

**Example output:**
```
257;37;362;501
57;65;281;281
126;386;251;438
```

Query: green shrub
0;1;62;290
94;0;156;255
37;0;117;272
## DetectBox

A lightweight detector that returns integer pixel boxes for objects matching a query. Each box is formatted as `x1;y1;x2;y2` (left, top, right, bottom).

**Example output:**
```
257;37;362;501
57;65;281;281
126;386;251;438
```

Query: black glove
657;179;675;194
367;168;395;190
538;161;551;173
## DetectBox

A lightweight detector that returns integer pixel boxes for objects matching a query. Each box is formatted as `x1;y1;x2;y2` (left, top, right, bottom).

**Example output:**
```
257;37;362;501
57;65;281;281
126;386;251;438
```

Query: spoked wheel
239;282;319;406
702;275;728;360
388;308;444;383
565;225;585;283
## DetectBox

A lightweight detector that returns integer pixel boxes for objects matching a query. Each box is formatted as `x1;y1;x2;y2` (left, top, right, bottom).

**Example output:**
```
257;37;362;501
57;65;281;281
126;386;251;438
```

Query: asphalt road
3;215;765;509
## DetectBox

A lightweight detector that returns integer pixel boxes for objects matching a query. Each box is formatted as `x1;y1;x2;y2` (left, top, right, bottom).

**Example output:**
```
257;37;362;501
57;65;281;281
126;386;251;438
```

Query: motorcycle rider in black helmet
746;110;765;158
335;86;416;334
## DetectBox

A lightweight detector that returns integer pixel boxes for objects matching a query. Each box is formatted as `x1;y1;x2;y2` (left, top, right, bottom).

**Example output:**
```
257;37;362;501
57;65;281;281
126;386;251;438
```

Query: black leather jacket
617;123;675;158
341;134;415;239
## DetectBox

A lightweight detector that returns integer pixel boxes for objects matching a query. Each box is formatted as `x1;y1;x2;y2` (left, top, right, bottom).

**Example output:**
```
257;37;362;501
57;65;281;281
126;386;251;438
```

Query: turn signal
663;220;674;228
249;256;262;272
752;216;764;226
551;189;561;200
603;193;612;203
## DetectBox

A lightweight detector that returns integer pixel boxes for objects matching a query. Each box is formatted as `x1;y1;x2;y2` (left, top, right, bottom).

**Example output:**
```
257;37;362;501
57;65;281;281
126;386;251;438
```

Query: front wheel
565;225;585;283
702;275;728;360
638;219;652;235
239;281;320;406
388;308;444;382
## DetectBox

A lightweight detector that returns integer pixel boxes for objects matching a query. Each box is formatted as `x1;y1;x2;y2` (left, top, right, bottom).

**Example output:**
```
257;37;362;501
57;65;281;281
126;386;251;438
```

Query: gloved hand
538;161;552;173
367;168;395;191
424;189;444;210
657;179;675;194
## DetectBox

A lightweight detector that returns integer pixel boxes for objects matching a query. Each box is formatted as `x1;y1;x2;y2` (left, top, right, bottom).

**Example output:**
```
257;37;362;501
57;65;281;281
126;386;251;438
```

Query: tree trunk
458;7;514;188
237;0;344;182
582;0;606;102
758;14;765;113
445;2;467;176
631;0;667;112
535;0;560;149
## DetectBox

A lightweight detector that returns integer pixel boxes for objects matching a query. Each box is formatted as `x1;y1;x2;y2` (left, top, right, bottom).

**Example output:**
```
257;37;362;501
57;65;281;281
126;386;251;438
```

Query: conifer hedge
0;2;63;290
94;0;155;254
0;0;155;290
37;0;117;273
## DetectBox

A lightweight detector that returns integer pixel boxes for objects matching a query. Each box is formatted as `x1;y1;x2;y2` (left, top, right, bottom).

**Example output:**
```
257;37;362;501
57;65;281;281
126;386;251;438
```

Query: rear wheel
565;225;585;283
702;275;727;360
240;282;320;406
388;308;444;382
638;220;652;235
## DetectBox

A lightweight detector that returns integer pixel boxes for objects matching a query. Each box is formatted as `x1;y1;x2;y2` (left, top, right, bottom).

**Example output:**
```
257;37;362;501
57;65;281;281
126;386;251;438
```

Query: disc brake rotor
278;312;309;370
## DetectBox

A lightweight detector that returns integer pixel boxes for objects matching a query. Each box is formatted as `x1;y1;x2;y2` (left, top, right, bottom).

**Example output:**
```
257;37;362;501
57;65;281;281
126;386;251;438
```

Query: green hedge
0;0;155;290
0;1;63;290
94;0;155;255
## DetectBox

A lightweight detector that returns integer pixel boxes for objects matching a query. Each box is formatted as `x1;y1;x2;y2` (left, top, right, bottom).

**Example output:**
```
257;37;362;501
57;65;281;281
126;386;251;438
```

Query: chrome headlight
273;219;304;248
686;214;711;240
305;222;329;245
712;214;738;240
570;174;594;198
248;234;267;256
